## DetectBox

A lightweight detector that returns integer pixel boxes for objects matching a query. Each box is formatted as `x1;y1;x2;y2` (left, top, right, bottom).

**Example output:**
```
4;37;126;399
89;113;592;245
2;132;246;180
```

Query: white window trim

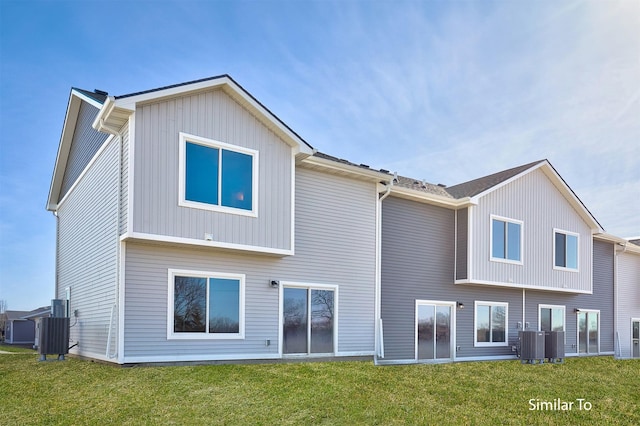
577;309;600;355
538;304;566;343
474;301;509;347
489;215;524;265
167;268;245;340
278;281;339;357
178;132;259;217
553;228;580;272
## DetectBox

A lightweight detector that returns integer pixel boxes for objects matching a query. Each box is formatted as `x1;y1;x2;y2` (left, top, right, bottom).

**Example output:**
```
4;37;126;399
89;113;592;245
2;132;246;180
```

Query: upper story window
474;301;508;347
168;269;245;340
179;132;258;217
554;229;578;271
491;215;523;264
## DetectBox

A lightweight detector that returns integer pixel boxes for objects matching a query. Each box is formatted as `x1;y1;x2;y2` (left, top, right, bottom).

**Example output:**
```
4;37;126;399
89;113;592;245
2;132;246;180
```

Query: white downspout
375;180;393;364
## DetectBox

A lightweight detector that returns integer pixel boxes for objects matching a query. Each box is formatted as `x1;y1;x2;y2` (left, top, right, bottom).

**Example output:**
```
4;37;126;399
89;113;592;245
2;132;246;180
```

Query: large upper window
539;305;565;332
168;269;245;339
179;133;258;216
474;301;508;346
491;216;523;263
554;229;579;271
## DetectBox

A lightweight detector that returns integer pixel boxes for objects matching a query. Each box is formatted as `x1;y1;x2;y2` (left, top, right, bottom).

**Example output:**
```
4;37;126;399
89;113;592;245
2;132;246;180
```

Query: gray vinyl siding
59;101;110;200
122;167;376;361
456;208;468;280
523;240;615;355
380;196;522;362
616;251;640;358
56;136;119;360
470;168;593;292
132;89;292;251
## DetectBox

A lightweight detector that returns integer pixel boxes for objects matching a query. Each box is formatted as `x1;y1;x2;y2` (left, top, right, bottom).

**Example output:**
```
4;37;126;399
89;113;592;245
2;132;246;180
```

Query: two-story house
377;161;618;363
47;74;636;365
47;75;390;364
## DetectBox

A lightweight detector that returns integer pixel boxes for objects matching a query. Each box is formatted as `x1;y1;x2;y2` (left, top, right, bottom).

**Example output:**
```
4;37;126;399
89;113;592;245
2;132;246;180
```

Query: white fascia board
301;155;393;182
595;233;640;254
47;92;83;211
389;186;474;209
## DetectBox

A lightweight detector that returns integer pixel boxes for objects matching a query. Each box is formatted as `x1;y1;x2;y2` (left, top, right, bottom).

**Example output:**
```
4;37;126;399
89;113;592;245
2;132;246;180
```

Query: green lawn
1;353;638;425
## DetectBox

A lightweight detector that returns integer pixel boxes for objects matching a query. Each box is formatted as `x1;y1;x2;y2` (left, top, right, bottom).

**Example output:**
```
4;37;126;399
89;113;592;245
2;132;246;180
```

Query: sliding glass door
578;310;599;355
283;286;335;355
416;301;454;361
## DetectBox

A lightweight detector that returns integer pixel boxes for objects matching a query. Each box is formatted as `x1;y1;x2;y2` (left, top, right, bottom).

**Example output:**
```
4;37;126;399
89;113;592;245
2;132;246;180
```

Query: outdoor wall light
574;308;581;313
457;301;464;310
270;280;280;288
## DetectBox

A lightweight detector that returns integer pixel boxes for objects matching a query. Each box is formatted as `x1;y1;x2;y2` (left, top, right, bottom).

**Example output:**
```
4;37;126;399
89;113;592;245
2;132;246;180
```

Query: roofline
389;185;474;209
111;74;314;155
47;89;103;211
301;154;392;182
594;233;640;254
468;160;604;233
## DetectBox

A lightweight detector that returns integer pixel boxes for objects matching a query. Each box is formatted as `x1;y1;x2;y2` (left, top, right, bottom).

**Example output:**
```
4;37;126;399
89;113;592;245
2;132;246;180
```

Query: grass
1;353;638;425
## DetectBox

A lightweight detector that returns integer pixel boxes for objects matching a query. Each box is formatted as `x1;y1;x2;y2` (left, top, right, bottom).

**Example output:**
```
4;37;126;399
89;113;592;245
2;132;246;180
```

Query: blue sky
1;0;638;311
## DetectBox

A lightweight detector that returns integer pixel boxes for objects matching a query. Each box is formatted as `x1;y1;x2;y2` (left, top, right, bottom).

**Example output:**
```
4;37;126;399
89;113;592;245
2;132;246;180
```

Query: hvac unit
545;331;565;363
519;330;545;364
38;300;70;361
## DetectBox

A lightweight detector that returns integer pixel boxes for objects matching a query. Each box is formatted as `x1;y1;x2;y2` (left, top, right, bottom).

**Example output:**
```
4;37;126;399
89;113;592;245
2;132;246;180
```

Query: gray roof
393;175;454;198
629;239;640;247
313;152;392;176
4;310;30;321
445;160;545;198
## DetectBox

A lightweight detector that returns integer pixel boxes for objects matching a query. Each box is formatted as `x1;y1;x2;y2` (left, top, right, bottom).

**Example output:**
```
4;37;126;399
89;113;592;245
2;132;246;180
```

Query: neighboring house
3;311;32;344
47;75;388;364
22;306;52;349
377;160;617;364
47;74;637;365
3;307;50;345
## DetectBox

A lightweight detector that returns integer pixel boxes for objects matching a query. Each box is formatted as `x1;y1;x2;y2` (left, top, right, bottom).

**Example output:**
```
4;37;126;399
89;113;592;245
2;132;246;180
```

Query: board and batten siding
59;101;110;201
122;167;377;362
132;88;292;252
380;196;522;362
616;251;640;358
56;136;120;361
456;208;468;280
470;168;593;292
523;239;615;355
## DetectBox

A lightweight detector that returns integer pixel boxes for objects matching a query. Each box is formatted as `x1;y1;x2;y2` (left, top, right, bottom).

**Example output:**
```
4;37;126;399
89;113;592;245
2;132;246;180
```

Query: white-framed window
179;132;258;217
577;309;599;355
490;215;523;264
553;229;579;271
538;304;565;332
474;301;508;347
167;269;245;340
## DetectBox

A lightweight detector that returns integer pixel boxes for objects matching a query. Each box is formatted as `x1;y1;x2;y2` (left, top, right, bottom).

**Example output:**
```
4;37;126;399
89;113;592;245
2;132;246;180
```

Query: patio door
578;310;599;355
282;285;336;355
632;320;640;358
416;301;455;362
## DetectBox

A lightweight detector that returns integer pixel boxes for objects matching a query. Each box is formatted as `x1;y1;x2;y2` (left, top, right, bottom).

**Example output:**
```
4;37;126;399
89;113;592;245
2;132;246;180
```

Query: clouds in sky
0;0;638;309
